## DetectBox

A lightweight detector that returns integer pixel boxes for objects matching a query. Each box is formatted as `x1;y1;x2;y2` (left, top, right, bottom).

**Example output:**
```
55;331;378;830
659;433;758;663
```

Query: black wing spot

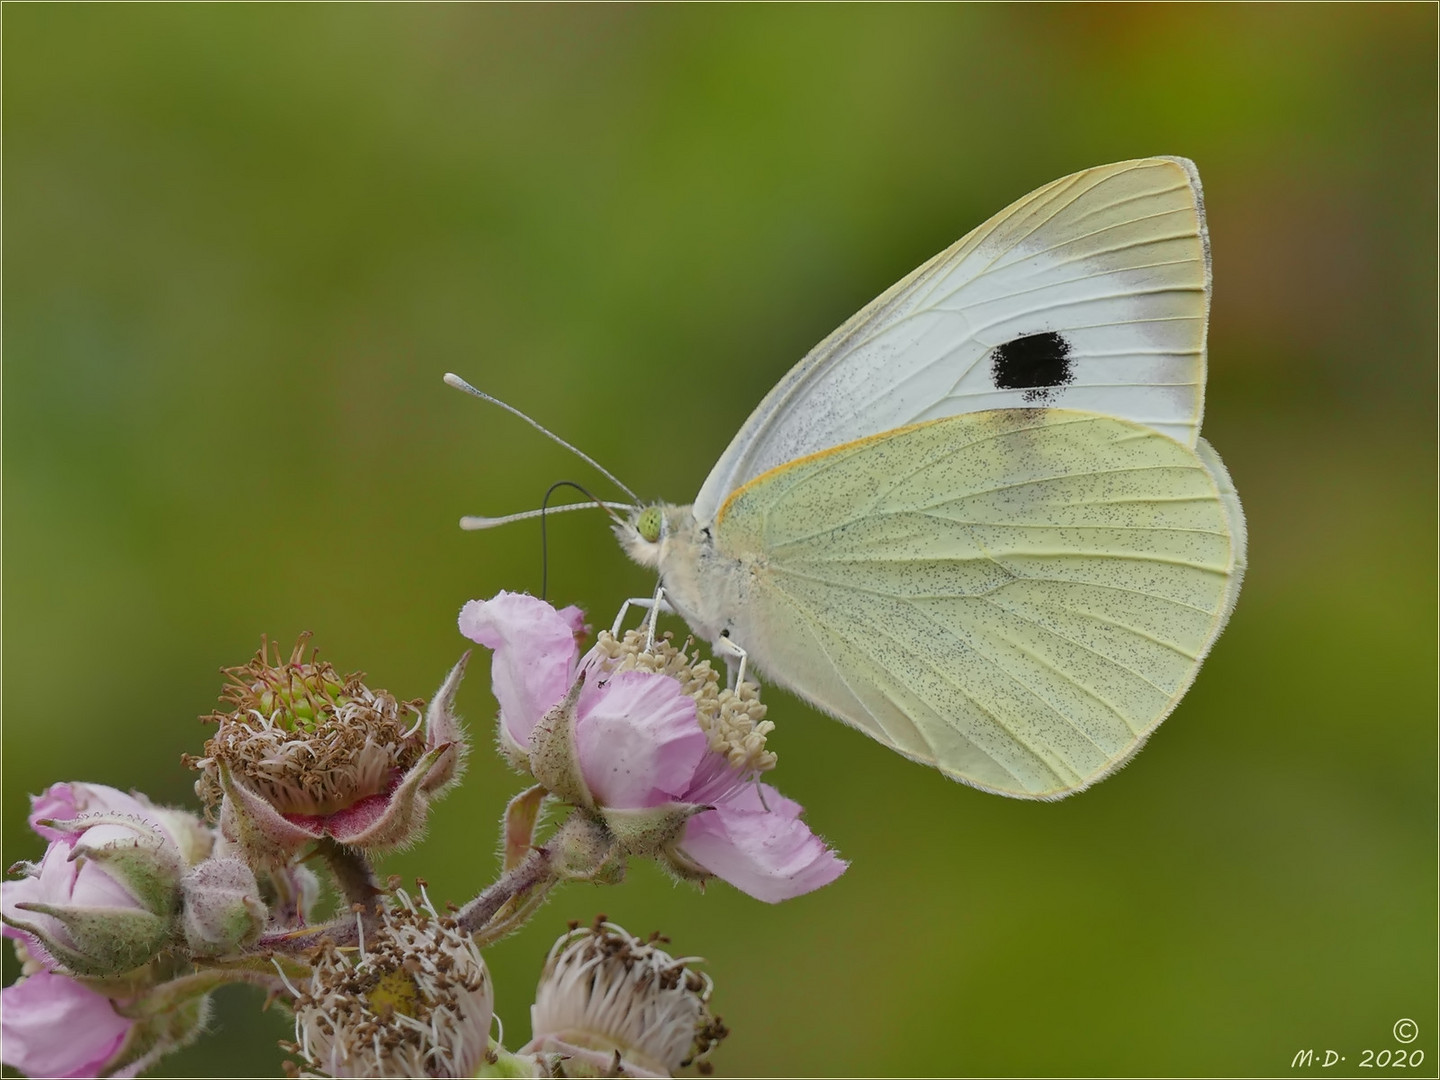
991;332;1073;403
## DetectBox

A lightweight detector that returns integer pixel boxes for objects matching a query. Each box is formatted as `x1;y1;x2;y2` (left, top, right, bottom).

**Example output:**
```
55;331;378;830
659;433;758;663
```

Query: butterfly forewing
713;409;1239;798
694;157;1210;525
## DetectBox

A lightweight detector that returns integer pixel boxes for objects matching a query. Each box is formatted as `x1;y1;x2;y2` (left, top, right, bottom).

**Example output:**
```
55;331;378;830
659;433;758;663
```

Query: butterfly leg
609;587;675;642
716;632;748;689
644;586;666;650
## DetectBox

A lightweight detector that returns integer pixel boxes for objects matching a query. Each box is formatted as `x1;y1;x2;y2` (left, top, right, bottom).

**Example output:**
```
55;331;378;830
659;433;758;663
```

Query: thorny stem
455;845;555;935
470;874;557;949
253;843;383;956
255;843;558;957
256;916;360;955
315;837;382;912
265;866;310;930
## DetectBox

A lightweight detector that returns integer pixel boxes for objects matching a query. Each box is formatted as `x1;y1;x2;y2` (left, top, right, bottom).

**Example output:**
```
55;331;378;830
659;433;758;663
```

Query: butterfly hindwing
713;409;1240;798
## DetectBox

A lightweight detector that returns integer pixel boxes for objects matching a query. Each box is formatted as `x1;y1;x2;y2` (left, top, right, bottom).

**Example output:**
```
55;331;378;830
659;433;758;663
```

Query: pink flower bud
0;958;213;1078
2;785;197;977
180;857;267;957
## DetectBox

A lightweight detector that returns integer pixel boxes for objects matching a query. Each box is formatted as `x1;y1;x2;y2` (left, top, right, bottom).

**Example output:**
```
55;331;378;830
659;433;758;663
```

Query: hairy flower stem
472;878;556;948
252;843;384;957
256;918;360;955
455;846;555;937
255;844;559;958
315;837;383;911
114;966;286;1018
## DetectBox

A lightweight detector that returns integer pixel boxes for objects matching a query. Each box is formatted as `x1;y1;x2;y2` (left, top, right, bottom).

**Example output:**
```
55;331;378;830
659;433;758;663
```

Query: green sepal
105;979;213;1077
215;761;314;869
527;677;593;809
600;802;707;859
474;1046;543;1077
502;784;548;872
549;813;624;884
77;831;184;917
5;903;170;977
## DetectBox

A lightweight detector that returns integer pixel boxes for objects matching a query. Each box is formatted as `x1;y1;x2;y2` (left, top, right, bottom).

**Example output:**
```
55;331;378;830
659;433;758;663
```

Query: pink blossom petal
679;783;846;903
458;592;583;747
29;784;151;843
0;969;132;1078
63;842;152;912
555;604;586;638
575;672;708;809
29;784;202;863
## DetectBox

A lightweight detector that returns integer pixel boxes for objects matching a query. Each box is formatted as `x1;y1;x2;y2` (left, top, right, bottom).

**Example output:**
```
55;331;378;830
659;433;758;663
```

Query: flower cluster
3;594;847;1078
460;591;846;903
1;783;222;1077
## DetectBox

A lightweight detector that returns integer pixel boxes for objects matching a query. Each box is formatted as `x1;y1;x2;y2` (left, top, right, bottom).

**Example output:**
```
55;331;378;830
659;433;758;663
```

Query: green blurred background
5;5;1435;1077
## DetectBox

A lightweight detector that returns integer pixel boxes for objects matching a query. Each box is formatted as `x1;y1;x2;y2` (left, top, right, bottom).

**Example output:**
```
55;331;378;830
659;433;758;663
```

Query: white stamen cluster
591;631;776;775
283;889;492;1078
529;919;727;1075
188;638;425;816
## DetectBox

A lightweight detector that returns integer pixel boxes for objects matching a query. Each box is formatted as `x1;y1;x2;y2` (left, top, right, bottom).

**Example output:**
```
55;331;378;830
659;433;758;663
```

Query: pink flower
2;784;196;977
0;969;135;1078
459;593;845;903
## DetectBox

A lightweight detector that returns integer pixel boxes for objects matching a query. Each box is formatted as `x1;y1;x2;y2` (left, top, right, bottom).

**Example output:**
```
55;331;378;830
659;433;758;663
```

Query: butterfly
610;157;1246;800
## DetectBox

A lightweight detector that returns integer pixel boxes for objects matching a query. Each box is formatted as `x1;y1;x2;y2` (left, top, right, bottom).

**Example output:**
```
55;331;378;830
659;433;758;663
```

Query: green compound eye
635;506;663;543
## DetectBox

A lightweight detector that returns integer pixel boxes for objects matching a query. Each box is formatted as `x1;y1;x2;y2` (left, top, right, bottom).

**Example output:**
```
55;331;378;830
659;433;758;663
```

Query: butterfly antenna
444;373;641;504
460;501;633;531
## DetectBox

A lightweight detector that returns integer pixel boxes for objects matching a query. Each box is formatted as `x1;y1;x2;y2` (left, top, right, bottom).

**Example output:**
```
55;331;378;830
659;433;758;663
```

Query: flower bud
3;811;184;977
186;636;469;867
523;919;727;1077
180;856;267;957
27;782;213;864
285;887;493;1078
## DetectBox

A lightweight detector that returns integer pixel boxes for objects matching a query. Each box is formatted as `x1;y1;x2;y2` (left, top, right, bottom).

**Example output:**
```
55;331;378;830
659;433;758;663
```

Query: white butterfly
613;157;1245;800
455;156;1246;800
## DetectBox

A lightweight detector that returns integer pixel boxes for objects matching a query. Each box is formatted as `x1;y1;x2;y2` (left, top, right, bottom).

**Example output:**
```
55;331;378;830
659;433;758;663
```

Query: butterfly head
613;504;666;568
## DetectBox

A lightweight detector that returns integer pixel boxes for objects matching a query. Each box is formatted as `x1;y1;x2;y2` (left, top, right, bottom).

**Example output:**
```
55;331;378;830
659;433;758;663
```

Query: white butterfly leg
716;633;748;689
609;587;674;647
